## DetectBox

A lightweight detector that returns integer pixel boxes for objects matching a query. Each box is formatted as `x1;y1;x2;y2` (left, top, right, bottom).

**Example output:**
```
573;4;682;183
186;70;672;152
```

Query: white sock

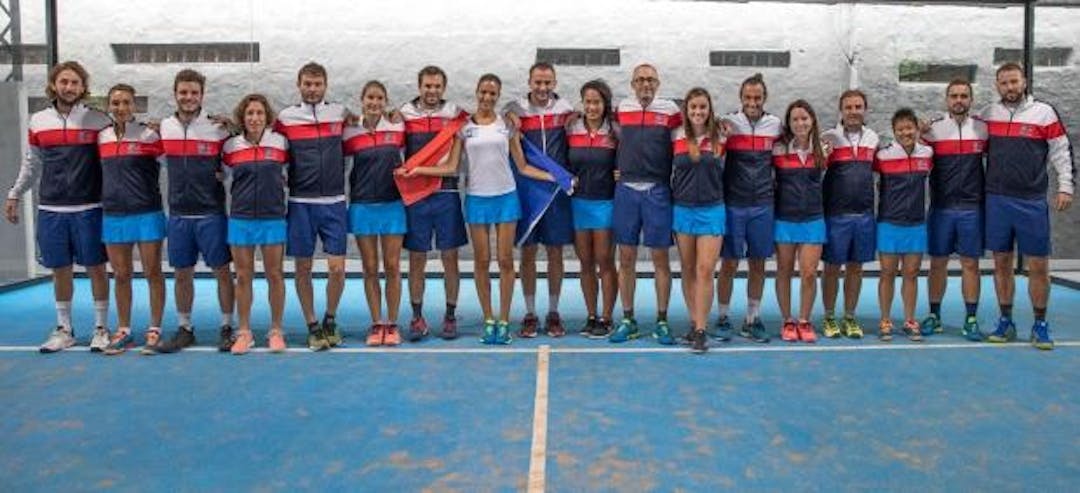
719;303;730;319
548;292;560;313
747;298;761;323
94;300;109;328
56;301;72;330
221;312;233;327
525;295;536;315
178;312;192;328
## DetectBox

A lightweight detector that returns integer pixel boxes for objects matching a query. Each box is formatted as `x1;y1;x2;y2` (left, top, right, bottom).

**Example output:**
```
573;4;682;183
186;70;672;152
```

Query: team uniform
222;131;289;245
159;111;231;269
400;99;469;252
670;127;726;235
772;142;826;244
344;117;407;236
923;116;988;258
459;115;521;224
874;141;933;254
98;121;166;244
613;97;682;248
821;124;881;264
504;95;575;244
274;102;349;257
720;111;782;258
566;119;617;230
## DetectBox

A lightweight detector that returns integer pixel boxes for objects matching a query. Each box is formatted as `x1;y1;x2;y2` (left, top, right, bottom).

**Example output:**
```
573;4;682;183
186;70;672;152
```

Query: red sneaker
781;320;798;342
366;324;385;346
518;313;539;338
796;321;817;343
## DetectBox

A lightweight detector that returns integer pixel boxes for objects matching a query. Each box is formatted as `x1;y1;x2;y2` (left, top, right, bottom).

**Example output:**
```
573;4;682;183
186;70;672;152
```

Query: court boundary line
527;345;551;493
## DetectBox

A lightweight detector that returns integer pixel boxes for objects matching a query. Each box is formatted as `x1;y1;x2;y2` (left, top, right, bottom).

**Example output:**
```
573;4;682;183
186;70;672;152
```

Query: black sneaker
156;326;196;354
588;317;612;339
217;324;235;352
690;329;708;353
579;316;597;336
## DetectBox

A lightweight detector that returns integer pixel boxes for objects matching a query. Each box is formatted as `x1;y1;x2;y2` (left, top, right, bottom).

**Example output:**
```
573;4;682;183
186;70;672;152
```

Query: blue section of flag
512;138;575;246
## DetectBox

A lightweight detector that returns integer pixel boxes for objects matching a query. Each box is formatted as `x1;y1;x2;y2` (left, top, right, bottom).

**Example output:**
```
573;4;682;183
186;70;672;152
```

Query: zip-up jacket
671;127;724;206
504;94;574;166
400;99;468;191
923;115;987;209
222;131;289;219
344;116;406;203
615;98;682;184
822;124;880;216
980;95;1075;199
875;141;933;225
772;141;824;222
722;111;781;207
9;103;111;207
98;121;164;215
159;111;229;216
274;101;347;199
566;119;617;200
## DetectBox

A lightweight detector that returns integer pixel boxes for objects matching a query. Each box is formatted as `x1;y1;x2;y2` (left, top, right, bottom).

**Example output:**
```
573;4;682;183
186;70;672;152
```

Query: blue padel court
1;275;1078;491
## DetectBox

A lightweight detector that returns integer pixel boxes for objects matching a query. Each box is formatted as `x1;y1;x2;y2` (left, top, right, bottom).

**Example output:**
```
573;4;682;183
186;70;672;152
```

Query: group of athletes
4;59;1073;354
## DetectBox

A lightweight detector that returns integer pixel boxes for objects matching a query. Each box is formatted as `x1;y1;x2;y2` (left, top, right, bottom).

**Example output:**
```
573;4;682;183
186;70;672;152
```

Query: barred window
536;48;620;66
709;50;790;68
111;43;260;64
994;47;1072;67
0;44;48;64
898;61;977;83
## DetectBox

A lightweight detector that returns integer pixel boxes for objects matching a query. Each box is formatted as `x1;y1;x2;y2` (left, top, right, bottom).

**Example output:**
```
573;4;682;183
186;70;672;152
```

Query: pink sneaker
268;330;286;353
231;330;254;355
383;324;401;346
781;320;799;342
797;321;817;343
366;324;385;346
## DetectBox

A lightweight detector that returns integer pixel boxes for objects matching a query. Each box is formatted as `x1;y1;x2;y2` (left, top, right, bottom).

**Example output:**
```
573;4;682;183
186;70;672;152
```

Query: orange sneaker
781;320;798;342
878;319;894;342
383;324;401;346
268;329;286;353
231;330;254;355
797;320;817;343
903;319;923;342
366;324;384;346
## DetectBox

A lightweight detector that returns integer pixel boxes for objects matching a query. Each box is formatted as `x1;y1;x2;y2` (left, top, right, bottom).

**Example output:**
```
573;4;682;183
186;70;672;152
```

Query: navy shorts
167;214;231;268
404;192;468;252
612;183;673;248
36;208;106;268
286;201;348;257
823;213;876;264
721;205;775;259
927;207;983;258
985;193;1050;256
520;192;574;247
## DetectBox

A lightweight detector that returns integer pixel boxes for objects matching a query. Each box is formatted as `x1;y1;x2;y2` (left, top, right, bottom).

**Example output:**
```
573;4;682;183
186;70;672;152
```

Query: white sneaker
89;326;111;353
40;326;75;353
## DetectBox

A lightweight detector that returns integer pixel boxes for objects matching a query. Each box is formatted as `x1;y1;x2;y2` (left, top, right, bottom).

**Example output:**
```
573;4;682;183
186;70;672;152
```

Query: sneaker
322;316;342;347
903;320;923;342
90;326;110;353
439;315;458;340
495;321;513;345
986;317;1017;343
712;316;734;342
822;315;842;339
268;330;287;353
580;316;596;336
480;319;498;345
103;330;135;355
217;324;235;352
307;323;330;351
383;324;402;346
780;320;798;342
366;324;385;347
155;326;195;354
140;329;161;355
39;326;75;353
653;320;675;345
231;330;254;355
408;317;430;342
519;313;540;338
961;315;983;342
842;316;864;339
609;318;639;343
690;329;708;354
545;312;566;338
1030;320;1054;350
878;319;894;342
588;318;612;339
739;319;771;343
920;314;941;336
797;321;817;343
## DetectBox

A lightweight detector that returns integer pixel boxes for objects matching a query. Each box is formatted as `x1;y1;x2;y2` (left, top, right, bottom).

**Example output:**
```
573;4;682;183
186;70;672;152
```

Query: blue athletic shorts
823;213;876;264
927;207;983;258
465;191;521;225
673;204;726;236
168;213;230;268
102;210;166;244
571;198;613;231
286;201;348;257
228;217;287;246
877;222;927;255
520;192;574;246
349;201;407;236
36;208;106;268
774;218;827;244
612;183;673;248
404;192;468;252
985;193;1050;256
721;205;775;259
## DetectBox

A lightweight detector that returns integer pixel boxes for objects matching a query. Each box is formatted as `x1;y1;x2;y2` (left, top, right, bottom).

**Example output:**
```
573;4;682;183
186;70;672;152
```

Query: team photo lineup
6;58;1075;355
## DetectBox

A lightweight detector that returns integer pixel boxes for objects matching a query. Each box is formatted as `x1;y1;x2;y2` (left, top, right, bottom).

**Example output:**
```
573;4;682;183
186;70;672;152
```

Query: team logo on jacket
1017;124;1036;138
329;123;342;134
383;133;396;144
264;148;275;160
653;114;669;126
127;143;140;154
972;141;986;152
80;131;95;143
198;142;211;155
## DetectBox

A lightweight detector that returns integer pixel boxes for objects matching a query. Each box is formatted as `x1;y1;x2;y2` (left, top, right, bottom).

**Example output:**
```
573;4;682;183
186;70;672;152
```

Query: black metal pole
44;0;56;67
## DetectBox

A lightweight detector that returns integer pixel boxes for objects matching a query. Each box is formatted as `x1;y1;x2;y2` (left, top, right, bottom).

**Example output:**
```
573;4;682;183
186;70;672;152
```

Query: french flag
513;138;575;246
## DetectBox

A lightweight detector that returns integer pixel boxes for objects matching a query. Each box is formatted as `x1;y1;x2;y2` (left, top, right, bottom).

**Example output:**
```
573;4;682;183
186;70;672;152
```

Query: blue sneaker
609;318;639;343
920;314;940;336
986;317;1017;343
495;321;513;345
480;319;497;345
1030;320;1054;350
739;319;771;343
653;320;675;345
961;315;983;342
710;316;733;342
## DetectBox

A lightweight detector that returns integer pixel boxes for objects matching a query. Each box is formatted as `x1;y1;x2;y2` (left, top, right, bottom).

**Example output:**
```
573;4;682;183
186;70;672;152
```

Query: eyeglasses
632;77;659;85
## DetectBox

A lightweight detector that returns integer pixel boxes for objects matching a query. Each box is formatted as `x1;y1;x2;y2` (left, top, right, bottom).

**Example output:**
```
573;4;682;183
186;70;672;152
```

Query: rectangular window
898;61;977;83
994;47;1072;67
111;43;260;64
709;50;790;68
536;48;620;67
0;44;48;64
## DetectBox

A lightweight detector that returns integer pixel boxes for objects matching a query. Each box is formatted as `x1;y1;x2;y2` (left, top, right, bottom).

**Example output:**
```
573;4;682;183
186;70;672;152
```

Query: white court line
527;345;551;493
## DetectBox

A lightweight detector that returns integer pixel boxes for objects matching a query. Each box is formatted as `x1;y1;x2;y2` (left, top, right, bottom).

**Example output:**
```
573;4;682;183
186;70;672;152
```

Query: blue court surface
1;276;1078;491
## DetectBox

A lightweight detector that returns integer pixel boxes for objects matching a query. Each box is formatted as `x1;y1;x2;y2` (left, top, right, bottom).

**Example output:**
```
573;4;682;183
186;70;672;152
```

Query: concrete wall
0;83;32;280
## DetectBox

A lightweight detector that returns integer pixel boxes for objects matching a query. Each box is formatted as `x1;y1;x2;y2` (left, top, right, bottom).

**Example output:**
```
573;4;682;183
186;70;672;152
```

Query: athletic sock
525;295;536;315
93;300;108;327
411;301;423;318
657;310;667;322
221;312;233;327
548;292;560;313
445;303;456;319
746;298;761;323
965;302;978;317
929;302;941;318
1000;304;1013;319
178;312;192;328
1034;306;1047;322
622;308;634;321
56;301;72;330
